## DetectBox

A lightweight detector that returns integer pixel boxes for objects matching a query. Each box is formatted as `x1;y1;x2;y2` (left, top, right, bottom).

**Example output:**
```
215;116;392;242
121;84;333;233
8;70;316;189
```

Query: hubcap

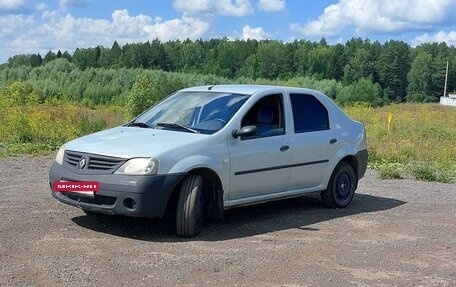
336;172;352;201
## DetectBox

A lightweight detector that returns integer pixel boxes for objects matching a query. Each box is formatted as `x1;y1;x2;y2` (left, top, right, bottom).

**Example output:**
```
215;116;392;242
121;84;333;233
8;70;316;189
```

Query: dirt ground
0;156;455;287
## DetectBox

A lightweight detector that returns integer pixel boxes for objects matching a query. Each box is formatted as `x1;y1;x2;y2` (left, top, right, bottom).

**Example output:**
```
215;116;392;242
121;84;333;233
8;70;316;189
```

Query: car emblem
79;157;86;169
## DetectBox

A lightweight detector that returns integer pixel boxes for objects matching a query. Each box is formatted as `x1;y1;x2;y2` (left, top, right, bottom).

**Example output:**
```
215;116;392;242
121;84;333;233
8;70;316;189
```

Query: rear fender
322;145;359;188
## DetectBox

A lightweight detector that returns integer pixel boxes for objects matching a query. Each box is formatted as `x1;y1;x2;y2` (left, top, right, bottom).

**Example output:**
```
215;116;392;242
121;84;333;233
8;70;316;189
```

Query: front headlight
55;145;65;165
114;158;158;175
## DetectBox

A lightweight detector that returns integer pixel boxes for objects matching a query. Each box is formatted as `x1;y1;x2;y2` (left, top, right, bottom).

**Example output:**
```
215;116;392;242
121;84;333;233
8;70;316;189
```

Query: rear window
290;94;329;133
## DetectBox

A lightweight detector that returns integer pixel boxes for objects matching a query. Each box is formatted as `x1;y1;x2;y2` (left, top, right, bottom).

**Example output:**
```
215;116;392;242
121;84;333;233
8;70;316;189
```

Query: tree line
1;38;456;107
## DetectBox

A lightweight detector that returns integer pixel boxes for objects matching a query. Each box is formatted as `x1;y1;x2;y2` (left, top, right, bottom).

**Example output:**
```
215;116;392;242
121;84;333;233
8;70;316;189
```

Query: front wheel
321;162;356;208
176;175;205;237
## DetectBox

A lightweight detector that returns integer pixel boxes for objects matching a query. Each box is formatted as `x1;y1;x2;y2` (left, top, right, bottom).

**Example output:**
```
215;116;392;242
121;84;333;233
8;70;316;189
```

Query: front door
228;94;292;200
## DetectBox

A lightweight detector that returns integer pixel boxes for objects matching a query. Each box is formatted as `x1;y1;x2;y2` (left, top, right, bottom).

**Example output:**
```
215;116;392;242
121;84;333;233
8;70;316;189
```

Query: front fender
168;155;225;178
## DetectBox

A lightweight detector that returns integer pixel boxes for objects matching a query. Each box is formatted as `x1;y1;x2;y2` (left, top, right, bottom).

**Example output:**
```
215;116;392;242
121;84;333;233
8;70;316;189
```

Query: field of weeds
1;99;455;183
0;103;124;156
345;103;456;182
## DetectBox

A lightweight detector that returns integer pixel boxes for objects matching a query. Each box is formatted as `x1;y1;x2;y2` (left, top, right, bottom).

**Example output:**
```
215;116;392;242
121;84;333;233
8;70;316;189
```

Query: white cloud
144;16;210;41
291;3;347;37
291;0;456;37
257;0;286;12
50;9;209;43
173;0;253;17
59;0;89;9
412;31;456;46
0;14;33;37
241;25;270;40
0;14;36;60
0;9;211;62
110;9;156;38
35;3;46;11
0;0;25;10
217;0;253;16
173;0;212;15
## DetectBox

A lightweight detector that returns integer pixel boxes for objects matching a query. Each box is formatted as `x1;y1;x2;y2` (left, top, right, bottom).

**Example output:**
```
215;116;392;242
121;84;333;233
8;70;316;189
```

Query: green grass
344;103;456;183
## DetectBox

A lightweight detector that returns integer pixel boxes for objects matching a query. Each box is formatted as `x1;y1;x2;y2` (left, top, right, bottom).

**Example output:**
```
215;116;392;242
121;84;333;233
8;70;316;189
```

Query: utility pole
443;60;449;97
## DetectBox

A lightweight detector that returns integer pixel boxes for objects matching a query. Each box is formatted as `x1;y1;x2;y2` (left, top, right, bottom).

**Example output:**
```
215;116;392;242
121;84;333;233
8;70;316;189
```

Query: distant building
440;94;456;106
440;60;456;107
440;61;455;106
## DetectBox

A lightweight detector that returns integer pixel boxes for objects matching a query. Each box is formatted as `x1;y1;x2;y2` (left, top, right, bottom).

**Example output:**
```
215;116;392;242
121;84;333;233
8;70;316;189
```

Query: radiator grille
63;150;126;174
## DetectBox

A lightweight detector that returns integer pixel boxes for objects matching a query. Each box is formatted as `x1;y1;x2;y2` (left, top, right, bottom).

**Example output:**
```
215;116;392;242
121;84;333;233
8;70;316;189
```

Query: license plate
53;180;100;198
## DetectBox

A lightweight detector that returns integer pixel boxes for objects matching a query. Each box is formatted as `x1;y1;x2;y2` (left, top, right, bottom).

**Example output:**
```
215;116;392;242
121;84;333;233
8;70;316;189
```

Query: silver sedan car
49;85;368;237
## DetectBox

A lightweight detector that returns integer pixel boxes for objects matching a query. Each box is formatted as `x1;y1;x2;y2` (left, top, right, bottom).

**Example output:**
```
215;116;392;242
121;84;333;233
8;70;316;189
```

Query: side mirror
232;125;258;139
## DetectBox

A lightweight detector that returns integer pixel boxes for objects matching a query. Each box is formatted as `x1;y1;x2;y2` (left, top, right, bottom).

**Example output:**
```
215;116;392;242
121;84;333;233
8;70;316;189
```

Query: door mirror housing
232;125;258;139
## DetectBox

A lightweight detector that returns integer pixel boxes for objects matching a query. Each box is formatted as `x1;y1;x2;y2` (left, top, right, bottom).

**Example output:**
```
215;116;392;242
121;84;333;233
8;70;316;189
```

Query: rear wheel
176;175;205;237
321;162;356;208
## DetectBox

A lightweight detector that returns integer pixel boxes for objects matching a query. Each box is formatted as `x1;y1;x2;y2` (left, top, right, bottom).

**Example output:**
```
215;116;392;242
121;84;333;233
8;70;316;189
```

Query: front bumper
49;161;185;218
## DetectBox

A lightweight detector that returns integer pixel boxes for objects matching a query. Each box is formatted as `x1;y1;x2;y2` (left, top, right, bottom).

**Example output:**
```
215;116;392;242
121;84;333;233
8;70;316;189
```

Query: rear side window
290;94;329;133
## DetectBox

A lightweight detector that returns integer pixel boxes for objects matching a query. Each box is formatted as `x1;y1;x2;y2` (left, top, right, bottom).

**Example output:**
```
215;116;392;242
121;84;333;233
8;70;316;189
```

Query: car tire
321;162;356;208
176;175;205;237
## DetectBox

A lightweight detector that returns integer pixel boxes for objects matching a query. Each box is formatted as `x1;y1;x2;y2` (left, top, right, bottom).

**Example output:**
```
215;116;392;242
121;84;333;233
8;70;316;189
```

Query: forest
1;38;456;109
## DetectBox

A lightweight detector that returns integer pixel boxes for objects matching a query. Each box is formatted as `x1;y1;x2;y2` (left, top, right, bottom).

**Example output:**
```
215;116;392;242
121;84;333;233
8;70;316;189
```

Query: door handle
329;138;338;144
280;145;290;152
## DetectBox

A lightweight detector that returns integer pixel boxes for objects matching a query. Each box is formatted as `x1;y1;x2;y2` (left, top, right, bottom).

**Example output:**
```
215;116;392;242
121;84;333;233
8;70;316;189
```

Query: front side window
133;91;248;134
290;94;329;133
241;94;285;138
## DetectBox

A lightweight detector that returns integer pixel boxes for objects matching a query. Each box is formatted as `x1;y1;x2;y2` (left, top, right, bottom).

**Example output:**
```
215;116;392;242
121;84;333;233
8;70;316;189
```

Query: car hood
64;126;207;158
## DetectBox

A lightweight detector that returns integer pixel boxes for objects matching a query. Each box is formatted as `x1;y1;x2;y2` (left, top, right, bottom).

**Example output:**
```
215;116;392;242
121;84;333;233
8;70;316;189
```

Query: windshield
133;91;249;134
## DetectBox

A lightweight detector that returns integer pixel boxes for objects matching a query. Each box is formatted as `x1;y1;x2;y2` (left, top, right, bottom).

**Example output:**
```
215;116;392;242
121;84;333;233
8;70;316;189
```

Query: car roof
180;85;319;96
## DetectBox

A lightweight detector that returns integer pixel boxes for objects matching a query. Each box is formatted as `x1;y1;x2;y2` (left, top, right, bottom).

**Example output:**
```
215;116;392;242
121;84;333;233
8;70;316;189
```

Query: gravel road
0;156;455;287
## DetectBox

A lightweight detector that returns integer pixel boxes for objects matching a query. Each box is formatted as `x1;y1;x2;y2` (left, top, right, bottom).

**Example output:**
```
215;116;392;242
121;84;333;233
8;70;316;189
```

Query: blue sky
1;0;456;63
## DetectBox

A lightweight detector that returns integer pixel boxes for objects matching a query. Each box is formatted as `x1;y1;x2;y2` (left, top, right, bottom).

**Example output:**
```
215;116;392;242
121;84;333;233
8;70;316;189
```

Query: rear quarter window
290;93;329;133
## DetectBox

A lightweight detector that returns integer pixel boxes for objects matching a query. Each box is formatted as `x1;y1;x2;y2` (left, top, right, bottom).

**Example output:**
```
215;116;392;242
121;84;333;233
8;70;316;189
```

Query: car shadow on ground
71;193;405;242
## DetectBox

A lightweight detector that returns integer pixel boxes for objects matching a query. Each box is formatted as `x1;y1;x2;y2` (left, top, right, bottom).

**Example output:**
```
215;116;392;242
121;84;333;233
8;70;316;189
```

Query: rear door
289;93;340;189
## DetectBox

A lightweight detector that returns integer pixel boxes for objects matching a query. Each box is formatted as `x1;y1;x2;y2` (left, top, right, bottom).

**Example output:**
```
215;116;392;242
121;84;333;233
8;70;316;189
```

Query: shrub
372;162;404;179
410;163;455;183
125;71;186;118
337;78;389;107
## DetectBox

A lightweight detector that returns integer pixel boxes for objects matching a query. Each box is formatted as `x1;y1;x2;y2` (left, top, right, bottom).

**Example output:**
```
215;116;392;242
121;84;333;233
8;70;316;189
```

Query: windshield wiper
156;122;199;133
126;122;154;128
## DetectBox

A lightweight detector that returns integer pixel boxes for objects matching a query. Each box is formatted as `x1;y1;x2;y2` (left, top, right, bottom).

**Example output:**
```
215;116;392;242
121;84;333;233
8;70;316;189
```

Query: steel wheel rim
336;172;352;201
